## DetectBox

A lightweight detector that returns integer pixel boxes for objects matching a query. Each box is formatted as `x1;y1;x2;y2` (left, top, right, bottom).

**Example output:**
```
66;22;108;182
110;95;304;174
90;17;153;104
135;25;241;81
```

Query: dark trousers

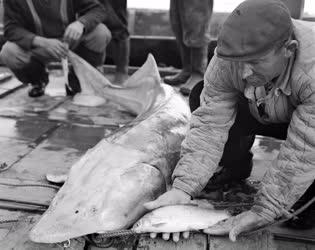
170;0;213;48
190;81;315;205
0;24;110;87
108;0;128;26
100;0;129;41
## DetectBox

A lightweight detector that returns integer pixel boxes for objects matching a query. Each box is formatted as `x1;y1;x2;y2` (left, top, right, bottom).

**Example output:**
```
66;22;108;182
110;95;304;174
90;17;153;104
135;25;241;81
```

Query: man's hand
63;21;84;47
143;188;192;242
144;188;192;210
203;210;271;242
33;37;68;60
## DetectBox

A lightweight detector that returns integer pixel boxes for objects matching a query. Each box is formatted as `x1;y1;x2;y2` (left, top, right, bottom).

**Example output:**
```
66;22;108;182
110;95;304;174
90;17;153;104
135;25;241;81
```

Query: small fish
132;204;231;233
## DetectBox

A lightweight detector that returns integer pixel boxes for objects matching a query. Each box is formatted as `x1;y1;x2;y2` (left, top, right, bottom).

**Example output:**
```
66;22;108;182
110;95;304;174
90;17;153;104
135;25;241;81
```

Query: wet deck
0;68;314;249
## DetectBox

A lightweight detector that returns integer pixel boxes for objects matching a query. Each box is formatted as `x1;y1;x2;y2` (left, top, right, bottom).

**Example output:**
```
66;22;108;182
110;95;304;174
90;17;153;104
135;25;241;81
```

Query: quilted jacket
172;20;315;221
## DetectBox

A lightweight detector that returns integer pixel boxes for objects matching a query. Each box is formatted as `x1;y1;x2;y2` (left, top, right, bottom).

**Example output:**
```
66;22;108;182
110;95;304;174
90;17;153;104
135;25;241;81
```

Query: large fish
132;204;231;233
29;53;191;243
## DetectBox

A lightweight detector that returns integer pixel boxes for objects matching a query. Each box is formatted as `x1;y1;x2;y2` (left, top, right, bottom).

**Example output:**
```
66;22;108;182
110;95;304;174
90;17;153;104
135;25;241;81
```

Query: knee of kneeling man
93;23;112;51
0;42;31;69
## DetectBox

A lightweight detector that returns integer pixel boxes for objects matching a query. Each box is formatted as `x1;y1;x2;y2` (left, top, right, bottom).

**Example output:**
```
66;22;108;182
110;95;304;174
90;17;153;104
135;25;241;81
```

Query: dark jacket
3;0;106;50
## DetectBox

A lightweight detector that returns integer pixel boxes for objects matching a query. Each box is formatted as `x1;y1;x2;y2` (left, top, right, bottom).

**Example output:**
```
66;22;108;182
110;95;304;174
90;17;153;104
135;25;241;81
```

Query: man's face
241;48;288;87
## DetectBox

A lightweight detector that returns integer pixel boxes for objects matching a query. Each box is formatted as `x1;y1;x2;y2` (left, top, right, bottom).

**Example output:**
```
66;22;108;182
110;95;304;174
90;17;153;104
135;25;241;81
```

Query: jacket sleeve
3;0;36;50
172;56;239;197
75;0;107;33
251;78;315;222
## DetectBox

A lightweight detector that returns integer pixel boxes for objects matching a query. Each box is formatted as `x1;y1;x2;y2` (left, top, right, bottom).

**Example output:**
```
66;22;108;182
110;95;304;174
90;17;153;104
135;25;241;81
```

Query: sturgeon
29;53;191;243
132;204;230;233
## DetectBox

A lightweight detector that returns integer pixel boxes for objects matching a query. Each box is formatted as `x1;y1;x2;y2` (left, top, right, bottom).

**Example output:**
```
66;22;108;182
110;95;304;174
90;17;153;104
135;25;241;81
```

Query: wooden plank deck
0;74;314;249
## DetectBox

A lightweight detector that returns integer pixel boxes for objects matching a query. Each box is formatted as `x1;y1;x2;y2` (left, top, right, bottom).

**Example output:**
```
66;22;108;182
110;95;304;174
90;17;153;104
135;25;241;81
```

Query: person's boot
28;81;47;97
285;181;315;230
180;46;208;95
164;41;191;86
66;67;81;96
112;38;130;85
10;58;48;98
27;60;49;98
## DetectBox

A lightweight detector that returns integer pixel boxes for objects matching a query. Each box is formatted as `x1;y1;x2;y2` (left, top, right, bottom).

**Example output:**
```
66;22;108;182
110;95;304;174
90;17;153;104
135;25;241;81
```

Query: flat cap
217;0;293;61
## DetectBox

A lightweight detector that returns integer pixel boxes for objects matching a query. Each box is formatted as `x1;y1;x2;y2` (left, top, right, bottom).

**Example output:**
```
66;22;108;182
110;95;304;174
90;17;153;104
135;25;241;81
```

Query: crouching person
0;0;111;97
145;0;315;242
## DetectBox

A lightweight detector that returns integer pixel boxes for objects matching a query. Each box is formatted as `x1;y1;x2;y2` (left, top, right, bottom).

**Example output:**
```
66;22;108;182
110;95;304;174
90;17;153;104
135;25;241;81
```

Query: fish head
132;209;168;234
132;214;157;233
30;143;167;243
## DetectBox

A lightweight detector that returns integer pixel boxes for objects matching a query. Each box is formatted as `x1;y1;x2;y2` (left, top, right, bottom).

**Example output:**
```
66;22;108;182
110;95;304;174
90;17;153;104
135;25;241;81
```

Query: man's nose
242;63;253;79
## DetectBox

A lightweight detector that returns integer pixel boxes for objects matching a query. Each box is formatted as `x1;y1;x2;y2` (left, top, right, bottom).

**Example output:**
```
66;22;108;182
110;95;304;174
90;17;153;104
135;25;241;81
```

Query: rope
0;219;19;224
243;195;315;237
0;182;60;190
93;229;139;239
88;231;142;248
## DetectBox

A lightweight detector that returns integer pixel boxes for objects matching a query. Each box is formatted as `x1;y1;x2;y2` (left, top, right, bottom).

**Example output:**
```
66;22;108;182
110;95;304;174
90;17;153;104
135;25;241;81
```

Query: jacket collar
273;49;296;96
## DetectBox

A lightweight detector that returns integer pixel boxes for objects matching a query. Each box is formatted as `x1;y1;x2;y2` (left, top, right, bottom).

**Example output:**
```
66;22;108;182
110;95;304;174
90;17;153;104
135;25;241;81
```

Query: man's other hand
33;37;68;60
63;21;84;47
149;231;190;243
203;210;271;241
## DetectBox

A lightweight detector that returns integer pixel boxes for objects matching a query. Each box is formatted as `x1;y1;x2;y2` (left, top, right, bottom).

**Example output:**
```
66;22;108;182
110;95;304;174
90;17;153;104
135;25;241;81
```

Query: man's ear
284;40;298;58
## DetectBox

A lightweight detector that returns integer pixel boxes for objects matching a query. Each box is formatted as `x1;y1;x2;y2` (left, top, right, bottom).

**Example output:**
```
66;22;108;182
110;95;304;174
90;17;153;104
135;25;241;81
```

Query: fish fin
152;222;167;228
123;54;161;88
192;199;215;209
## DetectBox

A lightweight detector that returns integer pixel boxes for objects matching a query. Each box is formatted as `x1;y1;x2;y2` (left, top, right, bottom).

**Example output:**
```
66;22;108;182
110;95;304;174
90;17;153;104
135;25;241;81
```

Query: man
0;0;111;97
144;0;315;242
99;0;130;84
163;0;213;96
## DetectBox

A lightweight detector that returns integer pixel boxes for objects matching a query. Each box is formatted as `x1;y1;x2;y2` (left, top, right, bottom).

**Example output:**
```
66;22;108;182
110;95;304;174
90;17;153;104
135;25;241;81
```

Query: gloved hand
143;188;192;242
203;210;271;241
64;21;85;48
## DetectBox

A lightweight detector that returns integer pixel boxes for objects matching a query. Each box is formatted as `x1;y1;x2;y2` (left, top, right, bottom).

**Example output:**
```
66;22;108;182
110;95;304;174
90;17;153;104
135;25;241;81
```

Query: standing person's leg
108;0;130;85
108;0;128;26
110;37;129;84
164;0;191;86
0;42;49;97
179;0;213;95
67;23;111;95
